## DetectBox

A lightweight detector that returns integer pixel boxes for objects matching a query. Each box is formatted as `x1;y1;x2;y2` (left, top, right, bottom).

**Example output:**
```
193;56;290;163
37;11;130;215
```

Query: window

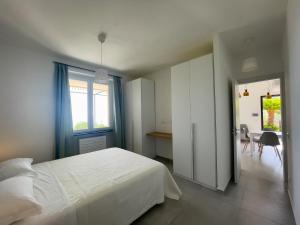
69;69;111;132
69;79;89;131
260;95;282;131
93;83;110;128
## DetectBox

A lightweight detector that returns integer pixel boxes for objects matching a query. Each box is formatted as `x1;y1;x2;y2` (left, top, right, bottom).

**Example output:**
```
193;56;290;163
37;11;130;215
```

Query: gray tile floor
132;146;295;225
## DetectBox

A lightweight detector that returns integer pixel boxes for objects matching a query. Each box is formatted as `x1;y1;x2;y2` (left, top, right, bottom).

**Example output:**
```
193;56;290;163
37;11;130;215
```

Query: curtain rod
53;61;96;72
53;61;122;78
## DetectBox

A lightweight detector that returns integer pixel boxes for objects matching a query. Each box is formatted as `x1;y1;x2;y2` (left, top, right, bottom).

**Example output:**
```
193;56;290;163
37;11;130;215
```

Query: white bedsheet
16;148;181;225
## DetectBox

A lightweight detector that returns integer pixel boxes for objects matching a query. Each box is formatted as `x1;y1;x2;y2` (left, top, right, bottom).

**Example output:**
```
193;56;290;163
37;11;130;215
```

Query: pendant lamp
266;80;272;99
243;85;249;96
243;89;249;96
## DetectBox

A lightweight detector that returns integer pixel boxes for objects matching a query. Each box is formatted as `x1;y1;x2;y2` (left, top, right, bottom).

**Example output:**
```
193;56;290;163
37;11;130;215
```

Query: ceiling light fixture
98;32;107;65
267;80;273;99
241;37;258;73
243;85;249;96
96;32;108;81
241;57;258;73
243;89;249;96
266;92;272;99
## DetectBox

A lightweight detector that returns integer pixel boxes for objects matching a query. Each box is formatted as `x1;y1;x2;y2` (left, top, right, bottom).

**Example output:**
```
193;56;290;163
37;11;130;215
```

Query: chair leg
256;143;261;152
275;146;282;162
242;142;248;153
259;145;263;159
273;146;279;157
258;143;262;153
245;142;249;151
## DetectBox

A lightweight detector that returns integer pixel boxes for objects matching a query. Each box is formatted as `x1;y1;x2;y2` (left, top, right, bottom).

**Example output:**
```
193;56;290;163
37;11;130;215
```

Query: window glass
93;82;110;128
69;79;88;131
261;95;282;131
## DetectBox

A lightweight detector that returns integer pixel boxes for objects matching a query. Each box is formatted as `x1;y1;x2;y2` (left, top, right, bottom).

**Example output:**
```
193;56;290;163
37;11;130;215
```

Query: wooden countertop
146;131;172;140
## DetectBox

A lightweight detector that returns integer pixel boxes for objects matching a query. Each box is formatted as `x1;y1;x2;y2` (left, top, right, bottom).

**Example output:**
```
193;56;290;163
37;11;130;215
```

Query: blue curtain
112;76;126;148
54;63;75;159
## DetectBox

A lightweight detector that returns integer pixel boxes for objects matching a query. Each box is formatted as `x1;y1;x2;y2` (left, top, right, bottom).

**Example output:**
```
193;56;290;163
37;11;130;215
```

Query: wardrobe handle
191;123;196;180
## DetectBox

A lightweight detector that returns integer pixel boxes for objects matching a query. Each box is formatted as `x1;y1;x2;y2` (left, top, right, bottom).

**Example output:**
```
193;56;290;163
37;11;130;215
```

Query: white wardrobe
171;54;217;189
125;78;156;158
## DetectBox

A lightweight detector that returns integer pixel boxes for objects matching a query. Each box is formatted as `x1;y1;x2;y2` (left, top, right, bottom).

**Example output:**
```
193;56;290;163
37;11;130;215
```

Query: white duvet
16;148;181;225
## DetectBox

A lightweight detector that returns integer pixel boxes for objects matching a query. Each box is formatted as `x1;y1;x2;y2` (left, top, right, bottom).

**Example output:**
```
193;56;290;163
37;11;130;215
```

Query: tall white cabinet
125;78;156;158
171;54;217;189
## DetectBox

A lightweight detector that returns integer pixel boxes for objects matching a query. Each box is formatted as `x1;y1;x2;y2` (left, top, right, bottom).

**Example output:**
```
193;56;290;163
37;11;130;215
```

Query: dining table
249;130;282;154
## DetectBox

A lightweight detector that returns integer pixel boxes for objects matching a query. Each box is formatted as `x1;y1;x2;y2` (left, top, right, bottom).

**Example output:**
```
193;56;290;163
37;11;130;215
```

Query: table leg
250;134;254;155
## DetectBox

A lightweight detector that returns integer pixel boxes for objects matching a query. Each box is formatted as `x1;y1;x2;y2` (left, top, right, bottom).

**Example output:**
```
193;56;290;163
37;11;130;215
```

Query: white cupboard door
132;79;142;155
190;54;217;188
141;79;156;158
171;62;193;179
125;82;133;151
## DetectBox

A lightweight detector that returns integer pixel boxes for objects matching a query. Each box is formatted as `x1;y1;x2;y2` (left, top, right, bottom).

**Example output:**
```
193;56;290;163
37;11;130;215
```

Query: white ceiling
0;0;287;75
220;17;286;57
238;79;281;94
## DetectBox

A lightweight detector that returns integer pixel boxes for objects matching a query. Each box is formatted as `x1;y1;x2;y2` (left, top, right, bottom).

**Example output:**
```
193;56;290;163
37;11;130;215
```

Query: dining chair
253;136;262;150
258;132;281;162
263;128;274;131
240;124;250;152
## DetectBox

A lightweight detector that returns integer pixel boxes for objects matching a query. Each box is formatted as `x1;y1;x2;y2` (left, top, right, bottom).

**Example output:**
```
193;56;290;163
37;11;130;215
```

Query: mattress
16;148;181;225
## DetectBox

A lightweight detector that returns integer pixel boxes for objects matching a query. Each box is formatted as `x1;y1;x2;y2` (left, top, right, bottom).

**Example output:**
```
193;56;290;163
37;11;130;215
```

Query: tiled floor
132;146;295;225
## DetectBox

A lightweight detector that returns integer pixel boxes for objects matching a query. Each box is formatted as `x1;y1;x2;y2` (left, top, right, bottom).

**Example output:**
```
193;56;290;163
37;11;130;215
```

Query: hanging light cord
98;32;106;65
100;42;103;65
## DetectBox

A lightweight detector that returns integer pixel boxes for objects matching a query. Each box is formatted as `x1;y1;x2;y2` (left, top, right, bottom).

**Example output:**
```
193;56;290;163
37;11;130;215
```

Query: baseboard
173;172;217;191
217;176;231;192
156;153;173;161
155;155;173;163
288;189;297;223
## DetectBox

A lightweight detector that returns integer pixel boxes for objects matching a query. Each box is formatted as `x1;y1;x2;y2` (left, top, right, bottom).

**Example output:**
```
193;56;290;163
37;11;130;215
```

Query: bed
15;148;181;225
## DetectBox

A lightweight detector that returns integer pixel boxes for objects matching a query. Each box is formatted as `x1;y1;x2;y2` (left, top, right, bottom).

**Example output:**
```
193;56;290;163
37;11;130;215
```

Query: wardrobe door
131;79;143;155
141;78;156;158
171;61;193;179
190;54;216;188
125;82;133;151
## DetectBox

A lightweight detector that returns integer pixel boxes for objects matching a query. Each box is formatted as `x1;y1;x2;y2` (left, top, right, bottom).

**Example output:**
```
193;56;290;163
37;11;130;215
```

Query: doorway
233;75;287;184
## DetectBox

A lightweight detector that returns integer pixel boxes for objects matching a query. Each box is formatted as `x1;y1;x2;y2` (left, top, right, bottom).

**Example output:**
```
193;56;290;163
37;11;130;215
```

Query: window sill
73;128;113;137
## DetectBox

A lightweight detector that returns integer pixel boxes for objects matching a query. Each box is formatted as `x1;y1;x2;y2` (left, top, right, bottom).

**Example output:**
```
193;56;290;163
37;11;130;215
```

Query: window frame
69;70;113;134
260;94;281;131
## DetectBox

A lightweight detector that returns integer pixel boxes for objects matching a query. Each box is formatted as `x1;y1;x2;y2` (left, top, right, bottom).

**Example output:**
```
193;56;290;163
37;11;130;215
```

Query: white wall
0;43;125;163
0;44;55;163
238;79;281;132
142;68;173;159
213;34;234;191
287;0;300;223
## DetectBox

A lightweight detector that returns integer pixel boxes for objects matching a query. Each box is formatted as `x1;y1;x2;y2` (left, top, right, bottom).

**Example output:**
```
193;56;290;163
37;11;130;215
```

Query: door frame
232;81;241;183
236;72;288;183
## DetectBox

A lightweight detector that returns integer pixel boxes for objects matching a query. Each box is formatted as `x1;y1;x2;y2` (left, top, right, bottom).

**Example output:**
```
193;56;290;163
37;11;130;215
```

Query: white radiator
79;136;107;154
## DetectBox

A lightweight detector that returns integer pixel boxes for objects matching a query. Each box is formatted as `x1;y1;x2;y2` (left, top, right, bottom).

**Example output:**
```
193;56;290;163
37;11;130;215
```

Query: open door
233;81;241;183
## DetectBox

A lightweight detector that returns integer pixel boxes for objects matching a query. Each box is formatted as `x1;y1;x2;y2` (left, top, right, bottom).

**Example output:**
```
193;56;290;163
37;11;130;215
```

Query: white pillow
0;176;42;225
0;158;36;181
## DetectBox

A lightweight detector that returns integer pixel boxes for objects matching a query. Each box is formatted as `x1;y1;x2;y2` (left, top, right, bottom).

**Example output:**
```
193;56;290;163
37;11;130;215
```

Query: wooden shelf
147;132;172;140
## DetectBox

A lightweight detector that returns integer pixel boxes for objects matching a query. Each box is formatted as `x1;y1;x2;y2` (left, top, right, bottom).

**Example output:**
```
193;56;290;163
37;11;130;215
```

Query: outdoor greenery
73;121;108;131
74;121;88;131
94;123;108;129
262;97;281;131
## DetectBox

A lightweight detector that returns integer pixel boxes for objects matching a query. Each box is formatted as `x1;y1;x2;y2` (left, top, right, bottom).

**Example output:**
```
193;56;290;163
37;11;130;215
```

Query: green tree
94;123;107;129
74;121;88;130
263;97;281;130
